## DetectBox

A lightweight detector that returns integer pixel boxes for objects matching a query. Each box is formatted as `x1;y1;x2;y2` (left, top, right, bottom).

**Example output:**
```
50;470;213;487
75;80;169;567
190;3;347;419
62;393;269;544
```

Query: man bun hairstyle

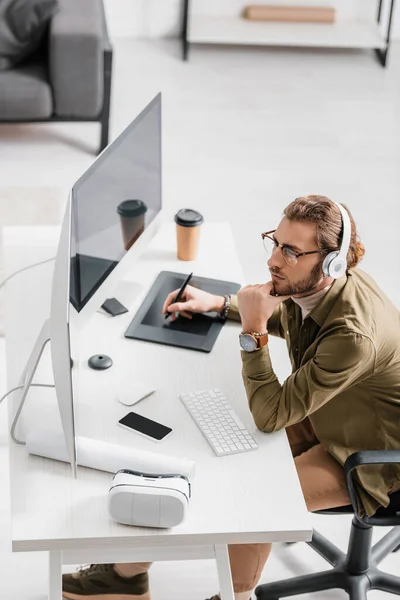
283;195;365;270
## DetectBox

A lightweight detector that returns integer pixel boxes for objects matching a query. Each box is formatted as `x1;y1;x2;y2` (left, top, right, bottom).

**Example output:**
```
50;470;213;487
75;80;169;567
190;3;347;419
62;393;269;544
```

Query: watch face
240;333;257;352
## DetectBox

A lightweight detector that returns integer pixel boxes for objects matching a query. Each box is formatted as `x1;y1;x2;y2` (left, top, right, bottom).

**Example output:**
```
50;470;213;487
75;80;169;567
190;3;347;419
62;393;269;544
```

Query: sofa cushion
0;0;58;70
50;0;104;118
0;60;52;118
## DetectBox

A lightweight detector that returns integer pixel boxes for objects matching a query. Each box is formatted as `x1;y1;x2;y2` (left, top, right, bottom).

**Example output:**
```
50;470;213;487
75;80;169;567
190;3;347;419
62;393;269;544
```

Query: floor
0;38;399;599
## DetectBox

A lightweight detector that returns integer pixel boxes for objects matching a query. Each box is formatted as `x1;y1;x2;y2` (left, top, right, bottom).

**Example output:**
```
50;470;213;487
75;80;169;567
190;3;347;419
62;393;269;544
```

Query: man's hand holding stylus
237;281;290;333
162;285;224;322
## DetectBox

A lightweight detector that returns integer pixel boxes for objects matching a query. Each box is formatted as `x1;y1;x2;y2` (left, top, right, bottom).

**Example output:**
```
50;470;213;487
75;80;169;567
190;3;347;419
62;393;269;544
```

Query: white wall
103;0;182;39
104;0;399;41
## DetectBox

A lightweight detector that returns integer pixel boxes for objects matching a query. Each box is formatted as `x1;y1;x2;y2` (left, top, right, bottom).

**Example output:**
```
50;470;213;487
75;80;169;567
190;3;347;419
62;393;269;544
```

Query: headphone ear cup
322;251;338;277
330;257;347;279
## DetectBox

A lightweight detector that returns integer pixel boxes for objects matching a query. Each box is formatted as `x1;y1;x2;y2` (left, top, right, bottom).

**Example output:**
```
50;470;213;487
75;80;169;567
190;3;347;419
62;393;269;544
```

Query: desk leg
214;545;234;600
49;550;62;600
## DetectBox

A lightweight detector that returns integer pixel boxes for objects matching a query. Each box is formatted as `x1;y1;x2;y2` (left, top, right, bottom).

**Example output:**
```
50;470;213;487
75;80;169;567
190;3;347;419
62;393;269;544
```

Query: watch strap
254;331;269;349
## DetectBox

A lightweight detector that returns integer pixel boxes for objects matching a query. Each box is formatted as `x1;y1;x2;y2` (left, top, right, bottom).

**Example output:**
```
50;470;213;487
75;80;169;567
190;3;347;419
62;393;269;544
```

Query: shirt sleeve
241;330;376;432
228;295;285;338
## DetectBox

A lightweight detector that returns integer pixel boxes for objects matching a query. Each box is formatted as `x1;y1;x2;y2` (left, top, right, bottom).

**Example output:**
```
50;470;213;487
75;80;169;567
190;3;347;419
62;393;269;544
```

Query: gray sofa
0;0;112;154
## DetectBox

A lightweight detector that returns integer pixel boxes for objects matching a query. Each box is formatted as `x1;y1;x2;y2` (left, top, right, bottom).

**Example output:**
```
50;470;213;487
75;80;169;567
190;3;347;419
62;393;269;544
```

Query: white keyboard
179;388;259;457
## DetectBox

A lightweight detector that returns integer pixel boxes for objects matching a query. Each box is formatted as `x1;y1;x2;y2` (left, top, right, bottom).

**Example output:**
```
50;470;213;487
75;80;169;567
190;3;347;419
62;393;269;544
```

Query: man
63;195;400;600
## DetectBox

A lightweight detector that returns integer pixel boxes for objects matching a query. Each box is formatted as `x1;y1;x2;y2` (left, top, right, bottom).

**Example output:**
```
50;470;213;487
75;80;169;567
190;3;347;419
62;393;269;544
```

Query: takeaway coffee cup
174;209;204;261
117;200;148;250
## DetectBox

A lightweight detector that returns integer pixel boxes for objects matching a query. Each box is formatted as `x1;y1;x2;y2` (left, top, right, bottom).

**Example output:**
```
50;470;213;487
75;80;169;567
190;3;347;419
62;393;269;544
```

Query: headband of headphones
332;201;351;264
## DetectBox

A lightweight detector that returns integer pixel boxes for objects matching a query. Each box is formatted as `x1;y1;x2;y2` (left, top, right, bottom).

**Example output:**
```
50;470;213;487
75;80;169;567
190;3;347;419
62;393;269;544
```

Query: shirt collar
285;273;349;327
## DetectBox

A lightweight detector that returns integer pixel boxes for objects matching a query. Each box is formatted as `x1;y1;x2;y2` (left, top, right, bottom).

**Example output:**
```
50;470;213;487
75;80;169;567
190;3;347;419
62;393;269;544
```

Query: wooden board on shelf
243;5;336;24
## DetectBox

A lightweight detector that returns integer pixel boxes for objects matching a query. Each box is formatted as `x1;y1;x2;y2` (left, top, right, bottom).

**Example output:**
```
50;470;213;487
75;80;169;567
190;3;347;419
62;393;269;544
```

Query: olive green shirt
227;269;400;517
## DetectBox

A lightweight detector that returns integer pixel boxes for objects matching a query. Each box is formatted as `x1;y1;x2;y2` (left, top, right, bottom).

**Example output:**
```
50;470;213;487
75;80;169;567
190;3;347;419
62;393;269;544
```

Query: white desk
4;223;312;600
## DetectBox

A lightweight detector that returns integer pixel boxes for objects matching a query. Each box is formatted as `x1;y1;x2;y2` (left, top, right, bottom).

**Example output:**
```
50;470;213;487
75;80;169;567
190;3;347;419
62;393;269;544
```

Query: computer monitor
70;92;163;326
15;94;163;476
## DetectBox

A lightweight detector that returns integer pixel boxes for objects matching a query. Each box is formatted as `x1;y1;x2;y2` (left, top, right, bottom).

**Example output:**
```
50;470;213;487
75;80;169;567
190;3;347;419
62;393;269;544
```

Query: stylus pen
164;272;193;319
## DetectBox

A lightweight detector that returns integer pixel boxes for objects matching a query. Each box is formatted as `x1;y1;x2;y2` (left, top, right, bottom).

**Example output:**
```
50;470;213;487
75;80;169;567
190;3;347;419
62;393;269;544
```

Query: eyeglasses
261;230;329;267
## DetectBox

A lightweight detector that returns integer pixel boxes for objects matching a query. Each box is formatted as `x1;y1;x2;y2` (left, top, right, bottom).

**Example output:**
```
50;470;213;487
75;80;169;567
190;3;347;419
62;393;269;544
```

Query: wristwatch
219;294;231;320
239;330;269;352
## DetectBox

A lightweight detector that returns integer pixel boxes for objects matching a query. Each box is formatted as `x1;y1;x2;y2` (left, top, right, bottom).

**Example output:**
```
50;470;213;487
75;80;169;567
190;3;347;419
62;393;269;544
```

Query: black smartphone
118;411;173;442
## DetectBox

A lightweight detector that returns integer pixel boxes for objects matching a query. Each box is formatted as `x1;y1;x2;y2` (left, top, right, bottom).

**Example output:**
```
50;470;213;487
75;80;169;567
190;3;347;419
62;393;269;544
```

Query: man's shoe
62;564;150;600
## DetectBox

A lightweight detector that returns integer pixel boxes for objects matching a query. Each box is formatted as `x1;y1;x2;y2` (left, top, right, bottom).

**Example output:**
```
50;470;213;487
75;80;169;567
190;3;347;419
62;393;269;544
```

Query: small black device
118;411;173;442
101;297;129;316
88;354;113;370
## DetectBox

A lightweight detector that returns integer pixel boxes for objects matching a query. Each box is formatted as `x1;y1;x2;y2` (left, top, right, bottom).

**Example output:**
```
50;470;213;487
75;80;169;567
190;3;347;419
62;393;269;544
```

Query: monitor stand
9;318;78;478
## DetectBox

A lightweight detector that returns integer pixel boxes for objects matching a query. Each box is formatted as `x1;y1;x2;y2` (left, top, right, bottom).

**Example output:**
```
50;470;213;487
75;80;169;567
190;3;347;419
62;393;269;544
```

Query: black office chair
255;451;400;600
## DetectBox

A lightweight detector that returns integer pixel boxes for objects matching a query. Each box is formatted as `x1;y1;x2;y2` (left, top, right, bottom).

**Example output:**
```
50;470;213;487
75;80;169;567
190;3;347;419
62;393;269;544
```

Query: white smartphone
118;411;173;442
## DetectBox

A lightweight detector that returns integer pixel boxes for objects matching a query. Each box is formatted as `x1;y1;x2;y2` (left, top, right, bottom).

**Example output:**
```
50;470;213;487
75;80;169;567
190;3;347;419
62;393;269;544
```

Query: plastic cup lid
117;199;148;217
174;209;204;227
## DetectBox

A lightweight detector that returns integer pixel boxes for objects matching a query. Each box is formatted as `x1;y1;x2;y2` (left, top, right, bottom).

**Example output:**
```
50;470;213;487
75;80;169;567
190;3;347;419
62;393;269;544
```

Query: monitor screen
70;94;162;312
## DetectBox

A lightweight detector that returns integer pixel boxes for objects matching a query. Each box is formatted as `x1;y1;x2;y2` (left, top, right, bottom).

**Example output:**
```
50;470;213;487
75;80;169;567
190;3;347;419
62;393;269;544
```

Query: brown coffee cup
174;208;204;261
117;200;148;251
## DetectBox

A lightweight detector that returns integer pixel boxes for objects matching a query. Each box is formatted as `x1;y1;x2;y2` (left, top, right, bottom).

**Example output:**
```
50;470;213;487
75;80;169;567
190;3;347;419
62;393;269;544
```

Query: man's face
267;217;326;297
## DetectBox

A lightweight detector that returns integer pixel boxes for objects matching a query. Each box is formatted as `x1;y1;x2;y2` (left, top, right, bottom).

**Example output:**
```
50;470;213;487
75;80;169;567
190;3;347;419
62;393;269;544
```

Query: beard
271;261;324;297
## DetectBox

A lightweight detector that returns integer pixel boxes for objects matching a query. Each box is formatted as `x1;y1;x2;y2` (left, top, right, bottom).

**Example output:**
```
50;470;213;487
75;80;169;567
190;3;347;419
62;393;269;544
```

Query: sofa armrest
344;450;400;526
49;0;109;118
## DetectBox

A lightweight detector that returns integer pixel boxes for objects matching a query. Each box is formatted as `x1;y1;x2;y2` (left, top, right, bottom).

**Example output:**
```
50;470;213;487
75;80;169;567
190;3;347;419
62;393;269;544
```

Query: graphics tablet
124;270;241;353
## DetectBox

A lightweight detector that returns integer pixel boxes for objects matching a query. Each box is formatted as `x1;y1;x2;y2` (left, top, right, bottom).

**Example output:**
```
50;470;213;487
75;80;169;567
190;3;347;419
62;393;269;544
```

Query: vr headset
108;469;191;528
